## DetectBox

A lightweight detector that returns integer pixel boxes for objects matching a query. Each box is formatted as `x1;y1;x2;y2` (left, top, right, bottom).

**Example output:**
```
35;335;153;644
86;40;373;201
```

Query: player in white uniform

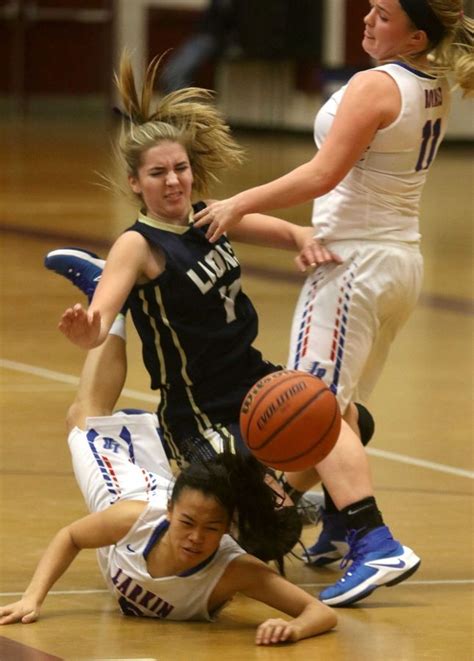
0;333;337;644
290;60;449;401
285;60;451;563
194;0;473;583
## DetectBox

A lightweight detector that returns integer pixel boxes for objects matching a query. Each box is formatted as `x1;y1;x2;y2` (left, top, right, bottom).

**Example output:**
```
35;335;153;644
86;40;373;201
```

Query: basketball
240;370;341;471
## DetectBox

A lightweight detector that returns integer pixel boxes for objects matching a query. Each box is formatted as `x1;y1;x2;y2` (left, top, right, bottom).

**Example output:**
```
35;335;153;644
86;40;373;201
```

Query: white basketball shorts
68;411;173;514
288;240;423;412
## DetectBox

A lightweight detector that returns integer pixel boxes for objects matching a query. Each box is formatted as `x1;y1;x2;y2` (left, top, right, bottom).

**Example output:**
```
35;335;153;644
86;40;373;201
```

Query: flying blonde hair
404;0;474;96
112;51;244;198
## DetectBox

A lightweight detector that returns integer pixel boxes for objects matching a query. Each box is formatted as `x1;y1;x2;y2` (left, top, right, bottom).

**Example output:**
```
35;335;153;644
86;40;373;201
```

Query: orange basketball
240;370;341;471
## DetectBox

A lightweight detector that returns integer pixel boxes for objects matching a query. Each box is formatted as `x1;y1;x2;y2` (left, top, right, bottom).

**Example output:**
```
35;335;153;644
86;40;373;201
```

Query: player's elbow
308;601;337;636
306;154;348;198
325;606;338;631
315;167;344;196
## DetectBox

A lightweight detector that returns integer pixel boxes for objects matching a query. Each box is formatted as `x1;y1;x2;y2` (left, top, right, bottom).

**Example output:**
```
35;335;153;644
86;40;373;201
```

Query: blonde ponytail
425;1;474;96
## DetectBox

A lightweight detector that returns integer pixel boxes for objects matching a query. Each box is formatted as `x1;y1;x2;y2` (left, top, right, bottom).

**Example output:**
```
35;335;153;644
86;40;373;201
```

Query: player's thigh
68;415;171;513
110;411;172;479
351;245;423;402
288;256;373;411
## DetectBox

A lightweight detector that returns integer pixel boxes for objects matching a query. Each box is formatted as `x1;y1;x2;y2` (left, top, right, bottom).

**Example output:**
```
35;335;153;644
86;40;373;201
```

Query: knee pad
355;403;375;446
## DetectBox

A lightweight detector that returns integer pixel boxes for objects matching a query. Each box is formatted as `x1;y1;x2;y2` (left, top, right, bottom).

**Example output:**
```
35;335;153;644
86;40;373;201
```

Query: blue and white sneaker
319;526;421;606
44;248;104;302
303;508;349;565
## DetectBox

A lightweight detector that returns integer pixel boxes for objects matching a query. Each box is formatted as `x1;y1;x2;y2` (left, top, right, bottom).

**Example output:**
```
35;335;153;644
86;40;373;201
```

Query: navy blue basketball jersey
126;202;278;441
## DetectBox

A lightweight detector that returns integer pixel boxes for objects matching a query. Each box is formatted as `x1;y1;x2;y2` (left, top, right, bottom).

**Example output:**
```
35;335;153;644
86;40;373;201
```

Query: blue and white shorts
68;411;172;514
288;240;423;412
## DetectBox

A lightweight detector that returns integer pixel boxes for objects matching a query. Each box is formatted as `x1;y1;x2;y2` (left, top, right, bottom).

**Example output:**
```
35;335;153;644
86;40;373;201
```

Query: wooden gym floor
0;112;473;661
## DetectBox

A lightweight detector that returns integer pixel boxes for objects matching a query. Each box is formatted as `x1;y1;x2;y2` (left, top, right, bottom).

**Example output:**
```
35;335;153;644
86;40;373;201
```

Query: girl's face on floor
129;140;194;224
167;489;230;572
362;0;426;61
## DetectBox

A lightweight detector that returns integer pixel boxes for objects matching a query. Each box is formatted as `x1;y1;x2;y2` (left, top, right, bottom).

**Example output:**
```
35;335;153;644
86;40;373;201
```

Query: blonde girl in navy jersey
53;51;422;607
194;0;474;569
58;53;316;457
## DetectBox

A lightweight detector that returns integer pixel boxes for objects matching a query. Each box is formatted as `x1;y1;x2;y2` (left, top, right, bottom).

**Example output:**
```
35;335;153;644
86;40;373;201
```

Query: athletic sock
109;313;127;340
322;485;338;514
341;496;384;537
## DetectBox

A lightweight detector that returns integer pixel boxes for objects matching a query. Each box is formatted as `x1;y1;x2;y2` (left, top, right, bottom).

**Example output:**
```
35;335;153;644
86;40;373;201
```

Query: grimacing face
362;0;427;61
166;488;230;572
128;140;194;224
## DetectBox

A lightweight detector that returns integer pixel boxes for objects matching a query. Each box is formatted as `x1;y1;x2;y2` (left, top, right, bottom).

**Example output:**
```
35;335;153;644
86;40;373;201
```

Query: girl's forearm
292;602;337;640
233;160;332;217
22;527;80;606
233;214;310;251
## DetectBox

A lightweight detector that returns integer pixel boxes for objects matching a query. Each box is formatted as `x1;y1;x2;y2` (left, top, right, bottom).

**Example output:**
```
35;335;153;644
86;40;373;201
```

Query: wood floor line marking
1;357;472;480
367;447;474;480
0;358;158;403
1;578;474;599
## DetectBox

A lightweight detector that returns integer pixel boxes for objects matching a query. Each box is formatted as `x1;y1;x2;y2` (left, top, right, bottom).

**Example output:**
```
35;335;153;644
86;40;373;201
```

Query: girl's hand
0;597;41;625
58;304;101;349
295;235;342;273
194;198;242;242
255;617;301;645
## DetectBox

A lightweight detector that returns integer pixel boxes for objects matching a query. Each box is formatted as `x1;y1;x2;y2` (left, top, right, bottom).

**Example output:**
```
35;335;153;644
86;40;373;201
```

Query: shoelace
339;528;366;570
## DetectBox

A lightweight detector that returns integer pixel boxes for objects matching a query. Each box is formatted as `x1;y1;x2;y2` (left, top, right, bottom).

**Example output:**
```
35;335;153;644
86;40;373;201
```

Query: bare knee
66;397;112;432
66;400;86;433
342;402;360;438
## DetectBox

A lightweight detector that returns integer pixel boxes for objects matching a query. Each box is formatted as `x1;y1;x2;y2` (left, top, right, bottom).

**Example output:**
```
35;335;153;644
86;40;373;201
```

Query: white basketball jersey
312;62;451;243
98;499;245;621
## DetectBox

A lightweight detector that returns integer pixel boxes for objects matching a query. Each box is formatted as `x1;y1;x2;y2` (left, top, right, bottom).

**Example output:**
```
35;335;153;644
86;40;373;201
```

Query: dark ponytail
171;452;302;574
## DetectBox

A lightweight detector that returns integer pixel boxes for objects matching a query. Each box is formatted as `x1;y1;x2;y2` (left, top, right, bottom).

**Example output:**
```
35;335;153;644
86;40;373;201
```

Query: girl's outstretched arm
0;526;82;625
0;500;146;625
194;70;399;242
59;231;153;350
230;213;343;270
215;554;337;645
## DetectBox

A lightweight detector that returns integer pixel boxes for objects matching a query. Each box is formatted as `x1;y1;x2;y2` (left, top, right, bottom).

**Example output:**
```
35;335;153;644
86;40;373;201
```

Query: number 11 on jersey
416;118;442;171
